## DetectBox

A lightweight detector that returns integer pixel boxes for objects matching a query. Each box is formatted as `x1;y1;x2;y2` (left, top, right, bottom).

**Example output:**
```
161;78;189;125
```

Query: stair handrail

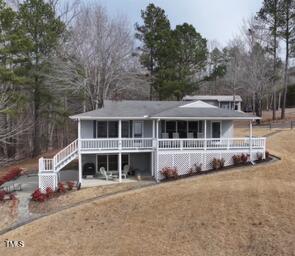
53;139;78;172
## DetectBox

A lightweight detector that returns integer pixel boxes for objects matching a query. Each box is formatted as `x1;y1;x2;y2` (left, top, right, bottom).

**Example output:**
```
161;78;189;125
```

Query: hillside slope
1;129;295;256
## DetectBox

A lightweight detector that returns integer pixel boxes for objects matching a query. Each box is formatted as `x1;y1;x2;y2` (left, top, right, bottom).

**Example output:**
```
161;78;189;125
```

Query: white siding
144;120;153;137
222;120;234;138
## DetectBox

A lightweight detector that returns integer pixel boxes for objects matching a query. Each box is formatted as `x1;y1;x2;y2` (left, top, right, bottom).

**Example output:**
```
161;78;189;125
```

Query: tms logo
4;239;24;248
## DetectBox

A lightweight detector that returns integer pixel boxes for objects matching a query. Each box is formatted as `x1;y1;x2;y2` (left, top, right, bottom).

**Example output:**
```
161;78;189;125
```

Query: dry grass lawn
1;128;295;256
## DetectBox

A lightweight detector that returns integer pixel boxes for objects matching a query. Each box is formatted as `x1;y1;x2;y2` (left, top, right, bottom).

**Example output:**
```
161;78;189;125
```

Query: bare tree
67;4;139;110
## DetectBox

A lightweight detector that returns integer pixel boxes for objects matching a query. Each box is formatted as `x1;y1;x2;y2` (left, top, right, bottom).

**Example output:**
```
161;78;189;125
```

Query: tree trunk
281;6;290;120
32;83;41;157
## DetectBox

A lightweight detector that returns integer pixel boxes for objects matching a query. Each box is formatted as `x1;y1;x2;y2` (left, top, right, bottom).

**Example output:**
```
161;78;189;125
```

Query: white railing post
156;120;159;182
78;119;82;184
249;120;253;161
118;120;122;150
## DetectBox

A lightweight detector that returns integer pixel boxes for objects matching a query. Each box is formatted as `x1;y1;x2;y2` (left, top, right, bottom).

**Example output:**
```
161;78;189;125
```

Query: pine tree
157;23;207;100
135;3;171;99
257;0;280;120
278;0;295;119
17;0;65;156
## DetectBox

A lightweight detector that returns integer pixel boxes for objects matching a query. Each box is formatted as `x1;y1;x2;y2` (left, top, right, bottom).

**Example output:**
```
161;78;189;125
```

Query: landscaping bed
29;180;154;215
160;153;274;182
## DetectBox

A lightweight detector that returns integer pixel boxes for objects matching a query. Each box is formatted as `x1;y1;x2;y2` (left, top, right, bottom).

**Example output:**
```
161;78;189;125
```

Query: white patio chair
187;132;194;138
122;165;130;179
172;132;179;138
162;133;169;138
99;167;113;181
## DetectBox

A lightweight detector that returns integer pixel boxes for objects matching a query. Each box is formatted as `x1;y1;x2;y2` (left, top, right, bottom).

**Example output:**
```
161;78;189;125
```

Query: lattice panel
189;153;204;171
222;152;235;166
158;154;173;171
39;173;57;193
173;153;190;176
155;149;266;181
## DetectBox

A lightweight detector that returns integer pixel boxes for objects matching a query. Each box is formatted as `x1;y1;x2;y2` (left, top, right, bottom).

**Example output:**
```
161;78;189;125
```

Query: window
96;121;107;138
134;121;143;138
166;121;176;138
108;121;118;138
177;121;187;138
108;155;117;170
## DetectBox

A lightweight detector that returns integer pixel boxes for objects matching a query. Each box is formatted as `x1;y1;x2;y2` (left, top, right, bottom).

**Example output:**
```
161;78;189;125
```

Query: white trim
71;116;260;121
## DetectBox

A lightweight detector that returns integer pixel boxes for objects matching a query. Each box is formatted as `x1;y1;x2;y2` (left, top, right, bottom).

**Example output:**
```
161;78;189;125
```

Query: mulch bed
161;156;275;182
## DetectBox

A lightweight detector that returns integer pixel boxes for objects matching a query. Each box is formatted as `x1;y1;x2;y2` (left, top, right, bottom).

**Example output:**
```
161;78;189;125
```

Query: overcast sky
96;0;263;47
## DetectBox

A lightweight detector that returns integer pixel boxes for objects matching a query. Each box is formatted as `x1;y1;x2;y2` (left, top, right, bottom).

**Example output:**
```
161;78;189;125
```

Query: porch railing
80;138;154;151
39;157;54;172
158;137;266;150
79;137;265;151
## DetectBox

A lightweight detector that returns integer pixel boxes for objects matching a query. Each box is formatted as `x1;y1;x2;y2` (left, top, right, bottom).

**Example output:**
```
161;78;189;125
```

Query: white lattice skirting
156;149;264;181
39;173;58;192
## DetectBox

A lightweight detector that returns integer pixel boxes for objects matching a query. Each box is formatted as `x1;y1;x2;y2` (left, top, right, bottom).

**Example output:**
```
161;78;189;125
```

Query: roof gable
180;100;217;108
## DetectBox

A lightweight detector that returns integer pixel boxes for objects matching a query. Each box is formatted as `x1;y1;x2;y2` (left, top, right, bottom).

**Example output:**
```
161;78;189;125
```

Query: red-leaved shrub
45;187;54;199
232;154;248;165
66;181;75;191
212;158;225;170
31;188;46;202
57;182;66;193
0;167;22;186
160;167;178;179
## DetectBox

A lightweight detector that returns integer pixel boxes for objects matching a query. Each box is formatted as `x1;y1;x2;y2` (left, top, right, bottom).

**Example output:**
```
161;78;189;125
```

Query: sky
95;0;264;47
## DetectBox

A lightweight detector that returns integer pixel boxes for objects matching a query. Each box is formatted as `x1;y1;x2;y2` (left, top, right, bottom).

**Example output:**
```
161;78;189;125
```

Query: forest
0;0;294;166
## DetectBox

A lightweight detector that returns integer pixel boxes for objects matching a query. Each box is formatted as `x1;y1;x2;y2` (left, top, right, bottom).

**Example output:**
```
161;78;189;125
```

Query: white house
38;100;266;191
183;95;243;111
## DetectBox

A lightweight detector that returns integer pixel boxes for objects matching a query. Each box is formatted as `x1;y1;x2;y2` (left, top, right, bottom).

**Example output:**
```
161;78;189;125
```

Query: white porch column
78;119;82;184
249;120;253;161
155;120;159;182
151;120;155;176
118;120;122;149
204;120;207;147
118;120;122;182
118;152;122;182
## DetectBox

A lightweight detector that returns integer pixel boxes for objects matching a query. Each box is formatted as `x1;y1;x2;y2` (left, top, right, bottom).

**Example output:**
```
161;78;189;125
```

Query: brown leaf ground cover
0;128;295;256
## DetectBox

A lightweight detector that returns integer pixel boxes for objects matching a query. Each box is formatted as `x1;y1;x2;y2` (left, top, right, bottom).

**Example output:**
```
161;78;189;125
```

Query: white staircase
38;139;78;191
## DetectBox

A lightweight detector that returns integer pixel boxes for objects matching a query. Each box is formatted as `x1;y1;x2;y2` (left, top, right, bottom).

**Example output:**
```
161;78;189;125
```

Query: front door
212;122;221;138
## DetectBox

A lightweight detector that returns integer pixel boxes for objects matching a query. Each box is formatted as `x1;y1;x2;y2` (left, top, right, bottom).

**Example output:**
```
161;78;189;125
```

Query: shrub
31;188;46;202
257;152;263;161
189;163;202;175
66;181;75;191
45;187;54;199
160;167;178;179
265;151;270;158
232;154;248;165
0;190;6;201
0;167;22;186
212;158;225;170
57;182;66;193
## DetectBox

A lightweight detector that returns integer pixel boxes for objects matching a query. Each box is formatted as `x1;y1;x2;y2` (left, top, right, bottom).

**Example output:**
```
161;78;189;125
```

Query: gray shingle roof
183;95;243;102
70;100;259;120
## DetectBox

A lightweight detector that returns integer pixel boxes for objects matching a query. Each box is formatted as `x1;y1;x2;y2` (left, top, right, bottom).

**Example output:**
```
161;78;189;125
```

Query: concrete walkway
3;174;41;224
